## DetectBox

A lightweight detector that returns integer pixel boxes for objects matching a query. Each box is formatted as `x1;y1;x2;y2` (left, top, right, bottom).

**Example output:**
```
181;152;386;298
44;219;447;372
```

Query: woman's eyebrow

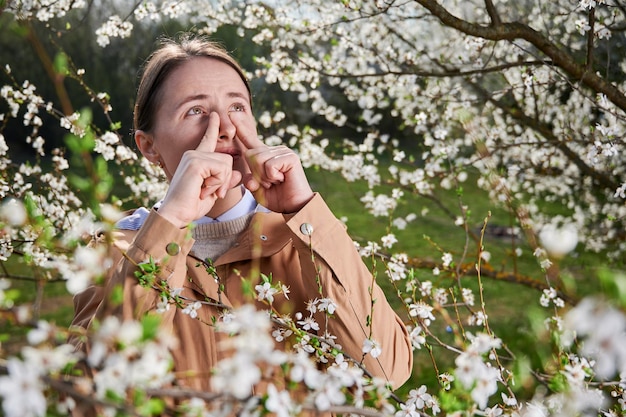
226;91;250;101
174;91;249;110
174;94;209;111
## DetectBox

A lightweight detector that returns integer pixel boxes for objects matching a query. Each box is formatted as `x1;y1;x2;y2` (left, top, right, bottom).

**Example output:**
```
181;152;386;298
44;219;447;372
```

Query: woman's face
137;57;254;180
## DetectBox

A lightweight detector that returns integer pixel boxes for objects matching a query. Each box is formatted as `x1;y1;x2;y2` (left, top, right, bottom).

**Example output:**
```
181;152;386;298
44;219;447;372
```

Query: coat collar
181;211;292;307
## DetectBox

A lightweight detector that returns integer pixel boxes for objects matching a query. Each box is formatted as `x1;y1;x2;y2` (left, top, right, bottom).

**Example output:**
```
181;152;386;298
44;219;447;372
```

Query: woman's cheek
230;109;255;130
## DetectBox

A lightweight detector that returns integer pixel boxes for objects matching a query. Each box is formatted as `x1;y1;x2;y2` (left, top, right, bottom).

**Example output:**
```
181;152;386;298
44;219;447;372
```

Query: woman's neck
206;185;244;219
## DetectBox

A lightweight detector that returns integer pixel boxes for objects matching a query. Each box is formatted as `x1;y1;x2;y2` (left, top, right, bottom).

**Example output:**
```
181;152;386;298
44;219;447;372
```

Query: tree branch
25;22;74;116
404;257;576;304
472;83;621;192
484;0;501;26
412;0;626;112
586;7;595;72
305;56;549;79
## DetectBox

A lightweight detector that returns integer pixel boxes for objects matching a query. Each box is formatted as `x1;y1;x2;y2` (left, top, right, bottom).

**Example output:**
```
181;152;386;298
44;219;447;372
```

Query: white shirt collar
194;185;259;224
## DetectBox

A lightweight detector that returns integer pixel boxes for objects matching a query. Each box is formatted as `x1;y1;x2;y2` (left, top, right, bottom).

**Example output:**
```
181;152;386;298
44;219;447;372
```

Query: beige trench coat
71;193;413;411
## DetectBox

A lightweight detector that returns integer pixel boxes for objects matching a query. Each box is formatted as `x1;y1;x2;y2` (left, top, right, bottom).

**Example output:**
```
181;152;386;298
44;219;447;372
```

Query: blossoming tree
1;0;626;416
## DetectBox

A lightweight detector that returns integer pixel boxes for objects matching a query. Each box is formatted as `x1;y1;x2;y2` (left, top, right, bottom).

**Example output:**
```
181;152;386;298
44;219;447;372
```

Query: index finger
196;112;220;153
228;110;265;149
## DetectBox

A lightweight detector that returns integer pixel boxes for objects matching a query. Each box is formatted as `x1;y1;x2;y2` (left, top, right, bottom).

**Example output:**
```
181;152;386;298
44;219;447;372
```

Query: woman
71;34;413;410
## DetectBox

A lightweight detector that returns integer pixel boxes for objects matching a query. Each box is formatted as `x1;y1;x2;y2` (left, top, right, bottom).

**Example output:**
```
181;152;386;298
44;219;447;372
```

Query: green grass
305;166;605;399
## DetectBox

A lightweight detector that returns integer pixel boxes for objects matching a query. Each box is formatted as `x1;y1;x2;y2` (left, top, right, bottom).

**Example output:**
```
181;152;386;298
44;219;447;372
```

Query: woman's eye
229;103;246;112
187;107;204;116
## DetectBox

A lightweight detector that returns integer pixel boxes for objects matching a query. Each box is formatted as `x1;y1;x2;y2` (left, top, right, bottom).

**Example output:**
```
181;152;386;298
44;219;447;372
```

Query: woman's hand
229;111;315;213
157;113;242;228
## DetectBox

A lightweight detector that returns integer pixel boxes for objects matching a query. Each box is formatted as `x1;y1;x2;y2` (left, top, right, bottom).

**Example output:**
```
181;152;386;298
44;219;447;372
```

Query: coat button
300;223;314;236
166;242;180;256
260;234;268;241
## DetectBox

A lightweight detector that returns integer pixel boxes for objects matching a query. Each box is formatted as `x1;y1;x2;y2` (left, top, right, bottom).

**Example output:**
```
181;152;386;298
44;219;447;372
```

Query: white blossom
409;326;426;349
156;295;170;313
95;15;133;47
0;198;27;226
265;384;300;417
256;281;278;303
362;338;382;358
316;298;337;314
381;233;398;248
0;358;46;417
409;301;436;325
297;316;320;331
563;297;626;379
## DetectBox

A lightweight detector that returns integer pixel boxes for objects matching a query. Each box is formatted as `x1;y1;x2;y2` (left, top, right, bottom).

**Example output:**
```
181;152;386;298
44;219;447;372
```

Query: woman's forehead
161;57;249;97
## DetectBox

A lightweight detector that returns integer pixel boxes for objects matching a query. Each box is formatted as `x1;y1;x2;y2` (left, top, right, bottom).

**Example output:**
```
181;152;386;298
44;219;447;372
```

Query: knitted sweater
190;213;254;262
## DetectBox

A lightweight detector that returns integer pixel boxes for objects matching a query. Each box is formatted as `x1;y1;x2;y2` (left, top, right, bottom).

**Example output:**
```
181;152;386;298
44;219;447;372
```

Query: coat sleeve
284;193;414;389
85;210;196;327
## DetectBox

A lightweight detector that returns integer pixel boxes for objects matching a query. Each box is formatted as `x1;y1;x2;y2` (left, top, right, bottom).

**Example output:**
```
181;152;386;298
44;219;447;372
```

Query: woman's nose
218;111;236;141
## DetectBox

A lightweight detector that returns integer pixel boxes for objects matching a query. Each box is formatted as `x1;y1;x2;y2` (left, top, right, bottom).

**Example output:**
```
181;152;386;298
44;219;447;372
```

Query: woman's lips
217;148;241;160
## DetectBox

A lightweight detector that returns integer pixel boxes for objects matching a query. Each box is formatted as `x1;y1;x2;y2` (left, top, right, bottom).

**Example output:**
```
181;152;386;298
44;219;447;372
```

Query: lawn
306;166;606;397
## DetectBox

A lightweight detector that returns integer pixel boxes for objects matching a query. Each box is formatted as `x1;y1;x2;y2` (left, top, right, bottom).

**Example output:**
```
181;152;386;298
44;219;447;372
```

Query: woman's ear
135;130;161;165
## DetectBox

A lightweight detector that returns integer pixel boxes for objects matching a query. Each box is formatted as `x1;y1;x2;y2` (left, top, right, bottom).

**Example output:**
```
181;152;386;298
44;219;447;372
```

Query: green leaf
68;173;92;191
23;193;44;225
110;284;124;307
438;388;470;413
94;157;113;198
4;288;20;304
261;272;272;284
548;372;568;393
65;132;95;154
141;314;161;342
104;387;124;403
599;268;626;307
139;398;165;416
53;52;69;75
241;276;254;298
